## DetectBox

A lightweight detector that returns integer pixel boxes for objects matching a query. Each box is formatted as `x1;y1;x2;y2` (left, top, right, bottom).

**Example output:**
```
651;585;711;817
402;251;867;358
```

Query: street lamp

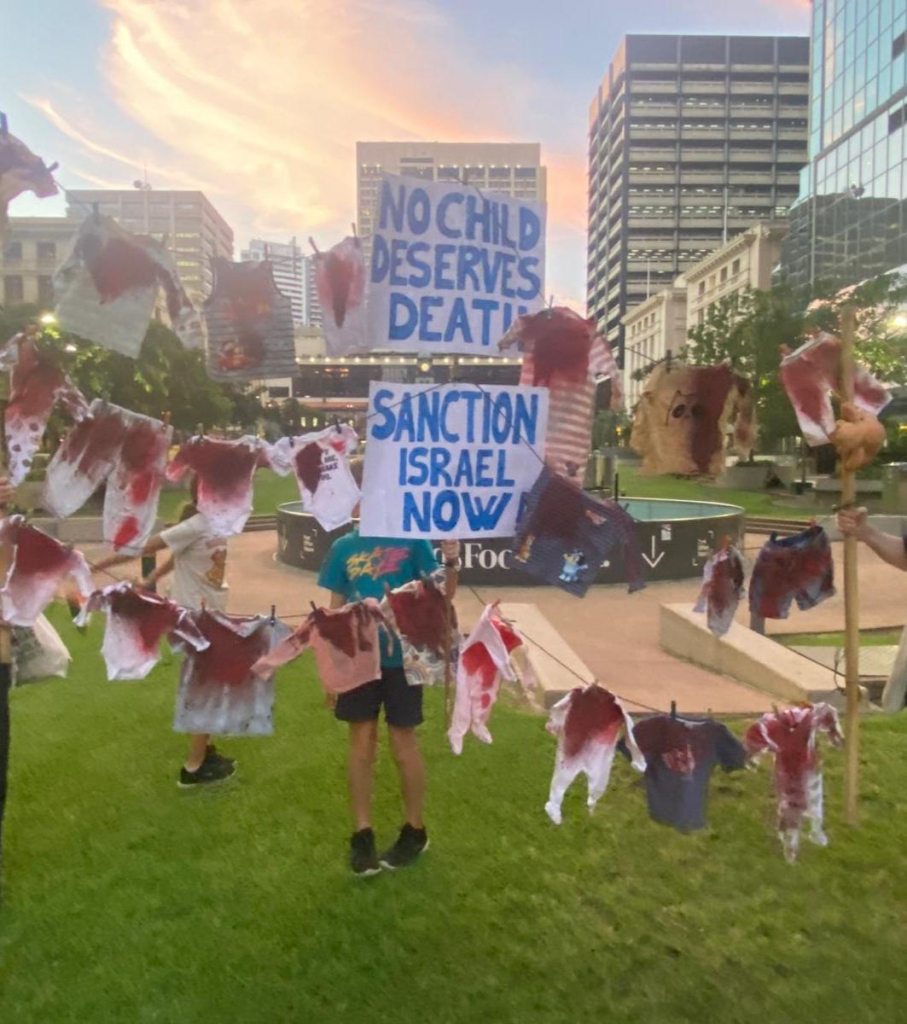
39;312;56;325
891;312;907;330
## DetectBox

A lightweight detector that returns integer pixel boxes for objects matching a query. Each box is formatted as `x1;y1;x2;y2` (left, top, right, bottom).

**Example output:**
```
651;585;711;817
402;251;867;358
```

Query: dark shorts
334;666;423;728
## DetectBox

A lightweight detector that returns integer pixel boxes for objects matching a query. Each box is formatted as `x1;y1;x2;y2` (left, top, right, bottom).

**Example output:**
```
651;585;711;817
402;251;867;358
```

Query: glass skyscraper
781;0;907;291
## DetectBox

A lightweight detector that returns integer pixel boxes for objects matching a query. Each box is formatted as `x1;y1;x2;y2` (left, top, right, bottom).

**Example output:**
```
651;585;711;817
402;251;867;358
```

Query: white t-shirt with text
160;514;229;612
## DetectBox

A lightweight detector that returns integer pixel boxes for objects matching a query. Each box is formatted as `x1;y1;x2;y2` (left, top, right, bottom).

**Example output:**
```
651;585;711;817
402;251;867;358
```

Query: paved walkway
85;532;907;717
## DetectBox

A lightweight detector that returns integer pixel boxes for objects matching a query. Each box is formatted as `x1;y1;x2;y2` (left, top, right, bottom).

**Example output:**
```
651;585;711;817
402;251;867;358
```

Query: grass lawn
2;609;907;1022
779;629;904;647
157;469;299;523
616;463;824;521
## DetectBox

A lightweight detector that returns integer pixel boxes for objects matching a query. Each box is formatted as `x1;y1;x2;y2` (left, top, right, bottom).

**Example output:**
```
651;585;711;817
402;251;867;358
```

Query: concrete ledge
660;603;841;703
29;517;164;544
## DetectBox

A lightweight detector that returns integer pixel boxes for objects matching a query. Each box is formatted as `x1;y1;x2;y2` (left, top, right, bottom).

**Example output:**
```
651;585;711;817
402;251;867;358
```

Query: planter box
715;464;771;489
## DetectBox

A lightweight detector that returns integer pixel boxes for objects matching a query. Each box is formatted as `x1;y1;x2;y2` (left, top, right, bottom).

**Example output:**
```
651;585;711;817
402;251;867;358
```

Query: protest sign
360;382;548;540
367;173;546;354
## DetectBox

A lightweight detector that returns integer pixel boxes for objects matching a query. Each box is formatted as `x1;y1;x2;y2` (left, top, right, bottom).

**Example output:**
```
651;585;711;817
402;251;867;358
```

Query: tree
0;304;265;435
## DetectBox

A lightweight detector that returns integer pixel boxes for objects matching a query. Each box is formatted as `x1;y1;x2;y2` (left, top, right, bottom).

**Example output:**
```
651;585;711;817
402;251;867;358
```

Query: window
3;276;24;303
698;281;705;295
37;275;54;306
3;241;22;260
36;241;56;261
514;168;537;179
893;31;906;60
732;258;741;275
720;267;728;283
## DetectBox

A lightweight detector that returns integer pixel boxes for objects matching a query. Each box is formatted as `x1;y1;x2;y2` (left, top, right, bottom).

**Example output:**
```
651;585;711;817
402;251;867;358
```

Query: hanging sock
630;362;756;477
625;714;746;832
0;516;94;626
745;703;843;863
268;424;360;531
44;399;172;552
0;130;57;231
749;526;835;620
0;333;88;485
694;544;746;637
499;307;621;482
448;603;534;755
381;571;459;687
172;610;292;737
779;332;891;447
204;258;296;382
253;598;394;694
77;582;208;680
54;213;200;357
313;236;368;355
512;466;645;597
544;684;644;825
166;435;268;537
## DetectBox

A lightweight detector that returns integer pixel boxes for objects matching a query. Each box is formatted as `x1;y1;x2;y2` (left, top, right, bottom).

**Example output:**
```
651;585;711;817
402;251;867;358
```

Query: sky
1;0;811;308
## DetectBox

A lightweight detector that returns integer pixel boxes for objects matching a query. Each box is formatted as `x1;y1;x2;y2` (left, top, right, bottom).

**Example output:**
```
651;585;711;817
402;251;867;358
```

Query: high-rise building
0;216;77;308
65;189;233;305
356;141;547;261
780;1;907;292
241;237;318;326
587;34;810;363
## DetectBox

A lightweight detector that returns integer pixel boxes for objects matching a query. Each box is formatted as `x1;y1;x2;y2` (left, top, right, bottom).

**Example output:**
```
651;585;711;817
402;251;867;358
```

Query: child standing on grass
93;476;236;788
318;462;460;875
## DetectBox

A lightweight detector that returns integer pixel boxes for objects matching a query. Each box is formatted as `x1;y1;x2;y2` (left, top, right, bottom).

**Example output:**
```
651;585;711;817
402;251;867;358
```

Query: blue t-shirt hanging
318;529;439;667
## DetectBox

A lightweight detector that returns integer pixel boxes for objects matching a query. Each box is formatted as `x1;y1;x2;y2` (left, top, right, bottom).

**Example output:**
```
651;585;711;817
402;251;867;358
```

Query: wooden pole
840;305;861;826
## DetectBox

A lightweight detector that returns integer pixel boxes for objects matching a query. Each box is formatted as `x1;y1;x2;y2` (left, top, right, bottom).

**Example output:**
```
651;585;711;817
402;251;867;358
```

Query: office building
588;34;810;363
356;141;547;260
241;237;321;326
780;0;907;291
0;216;77;308
65;188;233;305
622;221;788;404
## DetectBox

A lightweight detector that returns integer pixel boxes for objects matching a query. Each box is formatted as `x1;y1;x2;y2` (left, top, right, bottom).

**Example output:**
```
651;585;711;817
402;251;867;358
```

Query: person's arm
93;535;168;573
144;555;175;589
837;507;907;572
440;539;460;599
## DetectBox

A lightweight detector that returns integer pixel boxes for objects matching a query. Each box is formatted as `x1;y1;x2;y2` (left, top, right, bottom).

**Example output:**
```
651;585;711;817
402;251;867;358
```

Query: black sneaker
350;828;381;877
205;744;236;768
380;824;429;870
178;757;236;788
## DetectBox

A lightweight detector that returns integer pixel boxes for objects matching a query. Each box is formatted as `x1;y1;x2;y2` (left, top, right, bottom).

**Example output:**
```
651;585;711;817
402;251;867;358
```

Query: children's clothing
253;599;394;694
448;603;533;754
54;213;198;357
166;435;267;537
780;333;890;446
317;529;438;668
204;258;296;382
0;131;57;229
694;545;746;637
499;307;621;482
544;684;644;824
745;703;843;863
0;333;88;485
314;236;368;355
381;572;459;687
159;513;229;611
749;526;835;620
269;424;360;531
512;467;645;596
78;582;208;681
172;610;291;737
43;399;172;552
628;715;746;832
0;516;94;626
631;363;756;477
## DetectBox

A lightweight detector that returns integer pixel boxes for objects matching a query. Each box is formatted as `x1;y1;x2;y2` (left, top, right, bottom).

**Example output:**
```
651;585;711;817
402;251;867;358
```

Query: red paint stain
519;308;593;387
110;587;179;653
120;420;165;503
61;407;128;475
8;340;68;423
315;239;365;328
463;643;497;691
80;234;160;304
781;341;832;432
192;612;270;690
529;473;585;540
672;365;734;474
12;523;71;579
178;438;259;504
562;685;623;759
751;528;833;618
113;516;141;551
311;604;378;659
387;580;449;655
295;442;323;494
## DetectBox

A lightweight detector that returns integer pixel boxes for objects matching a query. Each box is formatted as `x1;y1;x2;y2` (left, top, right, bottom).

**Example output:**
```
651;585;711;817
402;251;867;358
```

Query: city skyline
3;0;809;309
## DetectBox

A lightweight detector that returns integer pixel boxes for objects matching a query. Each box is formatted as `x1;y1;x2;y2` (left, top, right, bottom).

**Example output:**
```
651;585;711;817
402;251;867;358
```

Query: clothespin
665;349;673;372
269;604;276;626
332;415;341;434
546;295;555;317
0;112;8;137
351;222;357;238
670;700;677;720
196;421;205;438
308;236;320;255
310;601;318;613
